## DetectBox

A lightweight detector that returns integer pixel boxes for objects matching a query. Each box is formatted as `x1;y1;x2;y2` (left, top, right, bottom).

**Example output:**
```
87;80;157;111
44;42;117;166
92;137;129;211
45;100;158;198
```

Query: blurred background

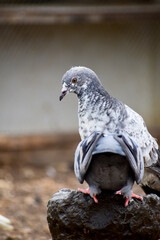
0;0;160;239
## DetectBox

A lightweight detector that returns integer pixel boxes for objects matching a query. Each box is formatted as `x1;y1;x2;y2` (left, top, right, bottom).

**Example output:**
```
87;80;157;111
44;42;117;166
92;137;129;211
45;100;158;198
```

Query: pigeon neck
77;82;112;139
77;81;111;103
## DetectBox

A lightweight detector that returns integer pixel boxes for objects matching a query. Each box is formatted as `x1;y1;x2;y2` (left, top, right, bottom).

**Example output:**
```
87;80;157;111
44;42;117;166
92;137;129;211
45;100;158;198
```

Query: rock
47;188;160;240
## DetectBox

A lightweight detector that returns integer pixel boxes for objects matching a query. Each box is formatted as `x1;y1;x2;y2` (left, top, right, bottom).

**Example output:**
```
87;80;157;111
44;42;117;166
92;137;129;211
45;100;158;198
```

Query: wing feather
74;132;103;183
75;132;144;185
114;135;144;184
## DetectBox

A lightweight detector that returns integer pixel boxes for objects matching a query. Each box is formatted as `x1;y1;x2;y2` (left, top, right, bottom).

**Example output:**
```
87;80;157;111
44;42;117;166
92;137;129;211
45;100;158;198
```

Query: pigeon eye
72;78;77;83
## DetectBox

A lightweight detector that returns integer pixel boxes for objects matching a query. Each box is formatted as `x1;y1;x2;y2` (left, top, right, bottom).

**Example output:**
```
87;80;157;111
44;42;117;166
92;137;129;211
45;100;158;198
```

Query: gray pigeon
74;131;144;205
59;66;160;199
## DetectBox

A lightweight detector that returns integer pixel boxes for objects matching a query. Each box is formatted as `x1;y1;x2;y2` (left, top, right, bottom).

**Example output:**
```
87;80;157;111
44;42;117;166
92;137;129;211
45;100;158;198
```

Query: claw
92;194;98;203
116;190;143;207
78;188;98;203
124;197;130;207
131;192;143;201
116;190;122;195
78;187;89;194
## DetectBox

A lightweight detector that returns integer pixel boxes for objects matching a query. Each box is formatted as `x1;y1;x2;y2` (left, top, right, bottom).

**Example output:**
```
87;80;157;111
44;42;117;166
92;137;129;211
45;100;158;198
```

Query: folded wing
74;132;144;185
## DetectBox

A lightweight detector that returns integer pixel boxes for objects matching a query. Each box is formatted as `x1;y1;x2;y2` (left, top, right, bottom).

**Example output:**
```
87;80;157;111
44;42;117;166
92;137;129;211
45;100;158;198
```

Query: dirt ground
0;147;144;240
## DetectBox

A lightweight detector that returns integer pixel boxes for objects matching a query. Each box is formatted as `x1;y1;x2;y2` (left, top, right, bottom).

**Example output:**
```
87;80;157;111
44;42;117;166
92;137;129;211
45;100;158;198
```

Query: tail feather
141;147;160;196
149;148;160;176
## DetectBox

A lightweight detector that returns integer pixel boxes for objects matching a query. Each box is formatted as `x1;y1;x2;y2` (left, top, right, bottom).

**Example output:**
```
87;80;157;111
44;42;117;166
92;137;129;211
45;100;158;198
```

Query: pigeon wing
114;134;144;184
74;132;103;184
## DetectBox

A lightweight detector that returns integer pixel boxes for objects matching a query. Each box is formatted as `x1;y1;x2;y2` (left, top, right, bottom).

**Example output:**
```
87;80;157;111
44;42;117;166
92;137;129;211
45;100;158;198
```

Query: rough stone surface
47;188;160;240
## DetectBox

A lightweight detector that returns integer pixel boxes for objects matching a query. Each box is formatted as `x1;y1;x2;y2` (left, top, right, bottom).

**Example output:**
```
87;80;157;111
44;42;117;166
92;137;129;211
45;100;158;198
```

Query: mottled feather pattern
78;79;158;168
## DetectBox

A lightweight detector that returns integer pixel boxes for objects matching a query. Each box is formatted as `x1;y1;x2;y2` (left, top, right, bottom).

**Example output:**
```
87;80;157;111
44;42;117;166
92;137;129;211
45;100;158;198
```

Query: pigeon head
59;66;100;101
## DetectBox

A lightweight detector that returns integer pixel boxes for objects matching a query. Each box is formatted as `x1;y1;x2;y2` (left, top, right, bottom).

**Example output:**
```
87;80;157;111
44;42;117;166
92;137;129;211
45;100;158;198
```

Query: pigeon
74;131;144;205
59;66;160;199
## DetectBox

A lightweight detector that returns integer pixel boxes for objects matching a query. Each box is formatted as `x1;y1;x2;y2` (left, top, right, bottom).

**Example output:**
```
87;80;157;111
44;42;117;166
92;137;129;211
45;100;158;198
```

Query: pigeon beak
59;91;67;101
59;83;69;101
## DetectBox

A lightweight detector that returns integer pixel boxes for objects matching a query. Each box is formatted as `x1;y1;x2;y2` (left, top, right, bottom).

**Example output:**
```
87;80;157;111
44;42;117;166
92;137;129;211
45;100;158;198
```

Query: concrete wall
0;22;160;135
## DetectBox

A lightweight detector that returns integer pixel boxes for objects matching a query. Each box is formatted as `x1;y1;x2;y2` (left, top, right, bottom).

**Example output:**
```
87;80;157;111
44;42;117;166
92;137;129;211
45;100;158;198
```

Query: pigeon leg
78;188;98;203
116;191;143;207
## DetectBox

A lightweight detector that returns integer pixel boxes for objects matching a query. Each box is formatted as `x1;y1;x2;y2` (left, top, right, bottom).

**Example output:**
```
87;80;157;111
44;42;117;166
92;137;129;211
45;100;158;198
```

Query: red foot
78;188;98;203
116;191;143;207
116;190;122;195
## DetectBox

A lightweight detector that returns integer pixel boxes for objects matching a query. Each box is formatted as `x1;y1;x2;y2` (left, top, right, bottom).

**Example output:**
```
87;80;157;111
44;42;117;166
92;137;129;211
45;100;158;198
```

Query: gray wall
0;22;160;135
